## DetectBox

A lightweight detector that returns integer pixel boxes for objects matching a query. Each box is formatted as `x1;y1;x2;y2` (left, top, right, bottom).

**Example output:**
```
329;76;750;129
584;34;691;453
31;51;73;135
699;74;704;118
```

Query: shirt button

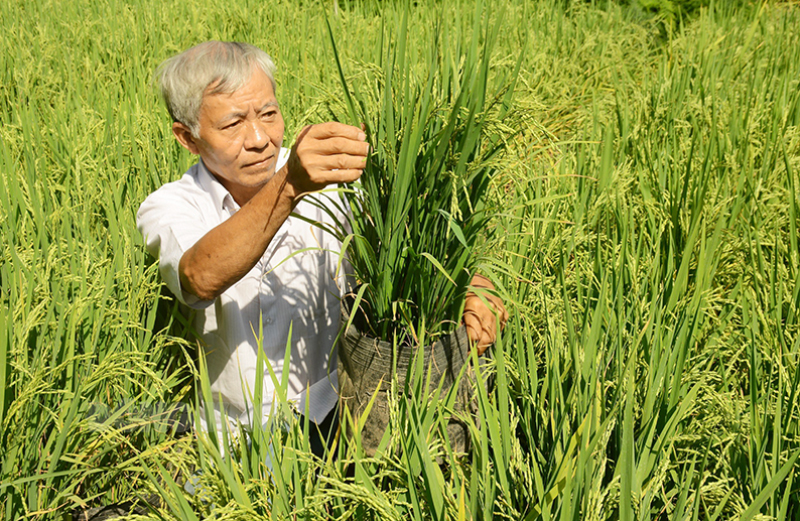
264;316;274;325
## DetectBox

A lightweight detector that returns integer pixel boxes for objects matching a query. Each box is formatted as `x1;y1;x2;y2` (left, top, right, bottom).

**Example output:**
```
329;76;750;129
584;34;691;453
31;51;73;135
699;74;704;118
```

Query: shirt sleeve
137;183;216;309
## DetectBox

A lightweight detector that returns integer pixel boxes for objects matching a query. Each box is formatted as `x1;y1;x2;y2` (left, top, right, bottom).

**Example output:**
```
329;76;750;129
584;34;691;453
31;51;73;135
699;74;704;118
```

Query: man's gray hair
155;41;277;136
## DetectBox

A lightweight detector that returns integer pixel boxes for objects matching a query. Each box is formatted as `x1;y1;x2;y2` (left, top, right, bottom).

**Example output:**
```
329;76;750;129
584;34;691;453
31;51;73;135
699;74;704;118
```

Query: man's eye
223;121;241;130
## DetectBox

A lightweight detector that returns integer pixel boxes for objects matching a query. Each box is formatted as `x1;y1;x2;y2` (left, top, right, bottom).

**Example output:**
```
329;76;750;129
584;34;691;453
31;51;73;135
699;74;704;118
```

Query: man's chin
240;163;278;186
211;166;277;202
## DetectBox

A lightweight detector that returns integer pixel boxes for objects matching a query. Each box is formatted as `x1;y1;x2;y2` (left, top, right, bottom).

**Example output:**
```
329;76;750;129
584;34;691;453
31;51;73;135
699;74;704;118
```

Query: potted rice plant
305;7;519;455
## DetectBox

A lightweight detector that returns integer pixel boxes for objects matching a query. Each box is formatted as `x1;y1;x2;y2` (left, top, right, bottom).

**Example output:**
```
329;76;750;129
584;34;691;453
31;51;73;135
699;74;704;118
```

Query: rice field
1;0;800;519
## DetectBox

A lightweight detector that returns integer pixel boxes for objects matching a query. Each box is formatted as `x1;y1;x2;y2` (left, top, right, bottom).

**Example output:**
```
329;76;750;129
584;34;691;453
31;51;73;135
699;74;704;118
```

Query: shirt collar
196;160;240;213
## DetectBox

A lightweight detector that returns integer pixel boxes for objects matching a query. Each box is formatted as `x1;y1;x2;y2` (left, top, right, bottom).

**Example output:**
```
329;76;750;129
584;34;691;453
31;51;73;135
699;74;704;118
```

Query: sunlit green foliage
300;4;520;342
1;0;799;520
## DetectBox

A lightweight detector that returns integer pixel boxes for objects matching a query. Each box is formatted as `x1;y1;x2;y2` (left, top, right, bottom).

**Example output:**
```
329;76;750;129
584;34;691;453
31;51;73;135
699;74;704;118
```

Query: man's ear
172;122;200;154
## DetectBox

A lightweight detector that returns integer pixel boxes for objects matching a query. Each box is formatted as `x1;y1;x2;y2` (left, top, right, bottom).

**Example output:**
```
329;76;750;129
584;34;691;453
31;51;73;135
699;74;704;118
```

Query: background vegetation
1;0;799;519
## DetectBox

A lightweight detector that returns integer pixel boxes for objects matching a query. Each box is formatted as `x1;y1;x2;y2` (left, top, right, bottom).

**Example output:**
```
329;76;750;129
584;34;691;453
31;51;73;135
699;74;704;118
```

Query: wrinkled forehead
198;68;280;120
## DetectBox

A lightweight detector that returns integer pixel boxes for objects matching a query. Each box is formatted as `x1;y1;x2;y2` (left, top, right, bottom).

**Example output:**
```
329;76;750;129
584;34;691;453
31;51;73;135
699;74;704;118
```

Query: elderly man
138;41;504;450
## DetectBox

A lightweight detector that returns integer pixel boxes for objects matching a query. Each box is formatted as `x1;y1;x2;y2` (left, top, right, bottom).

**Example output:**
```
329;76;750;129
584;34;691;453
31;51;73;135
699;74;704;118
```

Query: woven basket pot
337;304;478;457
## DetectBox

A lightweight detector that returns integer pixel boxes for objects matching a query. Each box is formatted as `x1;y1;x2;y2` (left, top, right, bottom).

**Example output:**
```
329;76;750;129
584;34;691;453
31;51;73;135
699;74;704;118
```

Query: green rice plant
303;1;520;343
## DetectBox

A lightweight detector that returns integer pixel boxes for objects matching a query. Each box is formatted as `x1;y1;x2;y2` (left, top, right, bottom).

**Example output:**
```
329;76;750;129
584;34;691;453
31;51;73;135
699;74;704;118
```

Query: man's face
174;67;285;205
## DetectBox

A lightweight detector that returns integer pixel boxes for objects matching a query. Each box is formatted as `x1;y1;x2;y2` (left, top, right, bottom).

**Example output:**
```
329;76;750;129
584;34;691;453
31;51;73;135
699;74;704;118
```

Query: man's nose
244;119;269;150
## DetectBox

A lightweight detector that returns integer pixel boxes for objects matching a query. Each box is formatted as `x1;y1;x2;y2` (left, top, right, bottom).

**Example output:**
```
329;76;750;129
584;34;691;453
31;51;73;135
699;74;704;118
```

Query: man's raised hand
286;122;369;197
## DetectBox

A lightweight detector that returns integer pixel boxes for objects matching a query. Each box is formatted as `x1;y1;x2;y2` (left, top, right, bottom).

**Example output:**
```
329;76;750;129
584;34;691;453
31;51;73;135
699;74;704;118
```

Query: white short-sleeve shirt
137;148;345;431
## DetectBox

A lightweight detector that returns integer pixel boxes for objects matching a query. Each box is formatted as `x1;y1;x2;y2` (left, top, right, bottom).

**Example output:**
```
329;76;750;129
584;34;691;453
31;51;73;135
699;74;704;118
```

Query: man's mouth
244;155;273;169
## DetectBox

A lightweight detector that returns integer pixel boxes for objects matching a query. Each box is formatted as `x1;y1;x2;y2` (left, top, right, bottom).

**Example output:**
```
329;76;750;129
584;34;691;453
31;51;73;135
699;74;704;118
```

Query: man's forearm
179;166;299;301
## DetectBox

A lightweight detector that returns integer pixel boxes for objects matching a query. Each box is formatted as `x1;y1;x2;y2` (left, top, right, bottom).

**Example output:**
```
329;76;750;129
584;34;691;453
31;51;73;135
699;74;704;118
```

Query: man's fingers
477;332;493;355
463;274;508;352
287;122;371;195
323;153;368;170
465;296;499;326
312;136;371;157
464;313;482;342
327;169;362;183
302;167;363;186
305;154;367;176
463;308;496;350
307;122;367;142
